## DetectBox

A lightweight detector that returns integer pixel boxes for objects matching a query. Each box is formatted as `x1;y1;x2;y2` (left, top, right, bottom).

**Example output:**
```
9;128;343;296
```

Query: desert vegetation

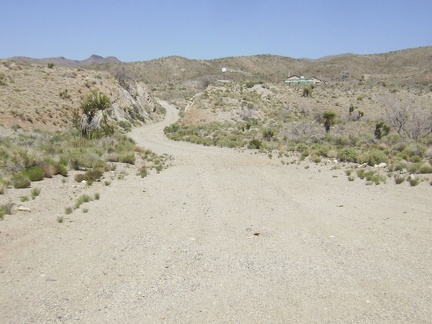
0;58;174;218
164;79;432;185
0;128;171;195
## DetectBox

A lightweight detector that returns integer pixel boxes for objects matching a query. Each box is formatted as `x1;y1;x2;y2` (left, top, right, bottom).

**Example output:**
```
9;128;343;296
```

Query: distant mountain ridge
89;46;432;85
4;46;432;84
7;54;121;67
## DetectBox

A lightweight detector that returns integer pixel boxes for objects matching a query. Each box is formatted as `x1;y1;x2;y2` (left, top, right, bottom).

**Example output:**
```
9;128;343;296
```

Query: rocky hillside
91;47;432;85
0;60;163;131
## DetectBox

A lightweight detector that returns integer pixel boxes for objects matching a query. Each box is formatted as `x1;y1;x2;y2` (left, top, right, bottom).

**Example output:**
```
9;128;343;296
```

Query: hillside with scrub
1;46;432;194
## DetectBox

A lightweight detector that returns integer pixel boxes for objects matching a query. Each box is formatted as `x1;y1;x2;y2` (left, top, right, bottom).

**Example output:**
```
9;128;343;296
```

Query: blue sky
1;0;431;62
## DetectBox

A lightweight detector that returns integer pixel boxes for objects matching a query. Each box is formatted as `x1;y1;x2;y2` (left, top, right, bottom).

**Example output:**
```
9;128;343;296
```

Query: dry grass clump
0;202;15;220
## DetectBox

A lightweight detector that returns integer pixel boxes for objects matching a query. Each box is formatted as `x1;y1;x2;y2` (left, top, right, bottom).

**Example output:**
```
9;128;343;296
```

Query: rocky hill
0;59;162;131
1;47;431;132
90;47;432;85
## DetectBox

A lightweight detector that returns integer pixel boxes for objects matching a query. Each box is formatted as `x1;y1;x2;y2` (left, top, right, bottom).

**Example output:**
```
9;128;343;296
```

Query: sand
1;100;431;323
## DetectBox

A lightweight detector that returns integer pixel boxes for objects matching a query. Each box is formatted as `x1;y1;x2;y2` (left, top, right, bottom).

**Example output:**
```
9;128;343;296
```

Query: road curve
1;100;431;323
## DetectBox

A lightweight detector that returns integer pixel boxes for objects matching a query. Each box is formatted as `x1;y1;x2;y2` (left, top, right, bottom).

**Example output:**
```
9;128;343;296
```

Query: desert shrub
417;163;432;174
24;166;45;181
39;161;56;178
85;169;104;181
139;166;148;178
0;177;8;194
0;203;15;220
408;176;420;186
348;175;356;181
392;142;406;152
119;153;136;165
54;163;68;176
364;150;387;166
394;175;405;184
408;163;422;174
382;94;432;139
164;123;180;134
408;155;422;163
119;121;132;133
31;188;41;199
391;161;406;172
47;63;55;68
357;170;386;185
75;194;93;209
311;144;331;158
248;138;262;149
0;71;7;86
310;155;321;163
74;174;87;183
262;128;275;141
403;143;426;158
337;148;359;163
11;172;31;189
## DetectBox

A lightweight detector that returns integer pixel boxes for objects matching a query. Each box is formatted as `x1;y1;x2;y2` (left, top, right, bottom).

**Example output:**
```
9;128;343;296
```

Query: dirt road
1;100;431;323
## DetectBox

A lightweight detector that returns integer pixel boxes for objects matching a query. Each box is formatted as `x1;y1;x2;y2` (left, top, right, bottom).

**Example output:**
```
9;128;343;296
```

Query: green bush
75;194;93;209
248;138;262;149
119;121;132;133
31;188;41;199
85;169;104;181
394;175;405;184
12;172;31;189
0;203;15;220
74;174;87;183
55;163;68;176
337;148;359;163
408;176;420;186
408;163;422;174
24;166;45;181
120;153;136;165
417;163;432;174
0;177;8;194
364;150;387;166
139;166;148;178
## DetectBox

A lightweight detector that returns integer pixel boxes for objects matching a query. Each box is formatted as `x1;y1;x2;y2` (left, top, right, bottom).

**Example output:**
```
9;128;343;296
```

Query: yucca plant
323;110;337;133
80;92;111;137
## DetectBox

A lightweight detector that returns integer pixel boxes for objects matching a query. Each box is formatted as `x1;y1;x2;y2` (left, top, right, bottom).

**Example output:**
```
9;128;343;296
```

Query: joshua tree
374;121;391;139
323;110;337;133
80;92;111;137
